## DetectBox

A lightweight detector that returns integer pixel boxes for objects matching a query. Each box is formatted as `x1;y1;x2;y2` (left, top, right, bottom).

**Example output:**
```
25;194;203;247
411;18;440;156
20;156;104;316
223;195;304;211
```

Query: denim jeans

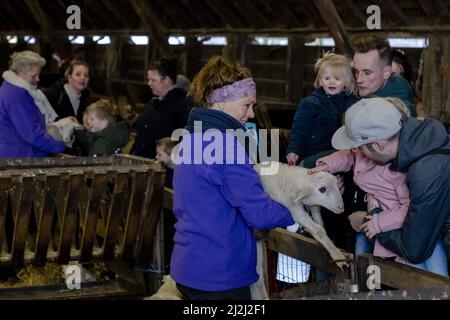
355;232;374;256
356;233;448;277
406;240;448;277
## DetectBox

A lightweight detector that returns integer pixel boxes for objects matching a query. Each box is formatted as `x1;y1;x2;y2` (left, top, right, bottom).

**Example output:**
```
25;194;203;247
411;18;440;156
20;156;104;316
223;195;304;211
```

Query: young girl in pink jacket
312;97;447;276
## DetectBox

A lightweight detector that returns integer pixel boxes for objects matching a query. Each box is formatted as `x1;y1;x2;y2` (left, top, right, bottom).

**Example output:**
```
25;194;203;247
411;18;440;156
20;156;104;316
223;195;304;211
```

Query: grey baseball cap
332;97;403;150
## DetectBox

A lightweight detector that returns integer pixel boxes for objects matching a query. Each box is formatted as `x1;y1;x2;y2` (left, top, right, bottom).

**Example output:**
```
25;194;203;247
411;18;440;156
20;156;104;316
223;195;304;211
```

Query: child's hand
361;216;378;239
307;164;330;175
348;211;367;232
286;153;299;166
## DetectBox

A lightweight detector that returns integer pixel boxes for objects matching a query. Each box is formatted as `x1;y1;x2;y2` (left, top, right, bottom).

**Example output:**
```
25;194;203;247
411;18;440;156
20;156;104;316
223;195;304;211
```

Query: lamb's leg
289;205;347;270
309;205;324;227
250;239;270;300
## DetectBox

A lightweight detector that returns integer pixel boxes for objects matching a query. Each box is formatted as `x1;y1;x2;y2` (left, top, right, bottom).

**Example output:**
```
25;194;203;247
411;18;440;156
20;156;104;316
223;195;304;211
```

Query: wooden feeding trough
0;154;165;299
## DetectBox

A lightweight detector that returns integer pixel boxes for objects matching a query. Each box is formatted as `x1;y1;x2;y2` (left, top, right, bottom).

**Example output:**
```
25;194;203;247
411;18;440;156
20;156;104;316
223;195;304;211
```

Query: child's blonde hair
383;97;411;119
85;99;115;124
313;52;357;95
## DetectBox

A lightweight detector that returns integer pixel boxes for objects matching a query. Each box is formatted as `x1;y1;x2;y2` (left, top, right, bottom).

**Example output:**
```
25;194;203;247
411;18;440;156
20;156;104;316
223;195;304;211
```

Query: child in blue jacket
287;52;359;166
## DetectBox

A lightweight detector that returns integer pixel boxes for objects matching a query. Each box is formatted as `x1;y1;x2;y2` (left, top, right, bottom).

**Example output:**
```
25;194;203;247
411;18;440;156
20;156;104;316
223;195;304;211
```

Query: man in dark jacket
353;34;417;117
131;58;191;159
334;97;450;264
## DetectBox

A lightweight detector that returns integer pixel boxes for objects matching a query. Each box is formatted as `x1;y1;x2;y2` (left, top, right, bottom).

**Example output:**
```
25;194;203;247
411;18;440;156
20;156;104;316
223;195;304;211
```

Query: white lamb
254;161;347;267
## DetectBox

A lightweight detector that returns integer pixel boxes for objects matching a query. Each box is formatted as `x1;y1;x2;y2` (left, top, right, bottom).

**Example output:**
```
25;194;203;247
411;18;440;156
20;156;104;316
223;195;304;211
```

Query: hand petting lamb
253;161;347;269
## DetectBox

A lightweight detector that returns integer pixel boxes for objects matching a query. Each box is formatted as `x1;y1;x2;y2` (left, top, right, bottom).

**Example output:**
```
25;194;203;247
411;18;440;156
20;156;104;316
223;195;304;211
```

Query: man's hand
348;211;367;232
361;216;378;239
307;164;330;175
286;153;299;166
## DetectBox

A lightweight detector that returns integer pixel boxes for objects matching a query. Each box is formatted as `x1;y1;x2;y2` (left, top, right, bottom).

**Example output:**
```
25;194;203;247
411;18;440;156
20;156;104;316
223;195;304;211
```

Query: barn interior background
0;0;449;131
0;0;449;299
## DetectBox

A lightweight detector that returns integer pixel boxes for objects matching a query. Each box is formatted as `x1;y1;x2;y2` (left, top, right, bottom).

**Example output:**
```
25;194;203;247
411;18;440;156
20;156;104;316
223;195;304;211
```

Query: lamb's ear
294;183;314;201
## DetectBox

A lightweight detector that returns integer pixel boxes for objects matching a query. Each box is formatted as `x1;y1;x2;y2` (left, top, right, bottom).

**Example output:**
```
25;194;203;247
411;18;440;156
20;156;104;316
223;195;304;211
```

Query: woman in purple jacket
170;56;295;300
0;51;65;157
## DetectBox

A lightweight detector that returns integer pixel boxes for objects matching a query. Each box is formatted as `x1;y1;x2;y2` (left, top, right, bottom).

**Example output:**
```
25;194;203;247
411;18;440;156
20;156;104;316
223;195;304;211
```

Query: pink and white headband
206;78;256;104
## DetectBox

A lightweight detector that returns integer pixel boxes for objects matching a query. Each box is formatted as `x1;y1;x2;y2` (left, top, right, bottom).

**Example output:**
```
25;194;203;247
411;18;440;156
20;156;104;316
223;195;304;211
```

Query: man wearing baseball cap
332;97;450;266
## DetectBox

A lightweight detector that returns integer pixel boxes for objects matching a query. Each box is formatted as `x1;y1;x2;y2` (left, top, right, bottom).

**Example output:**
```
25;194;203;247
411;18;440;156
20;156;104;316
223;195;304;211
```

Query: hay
0;263;64;288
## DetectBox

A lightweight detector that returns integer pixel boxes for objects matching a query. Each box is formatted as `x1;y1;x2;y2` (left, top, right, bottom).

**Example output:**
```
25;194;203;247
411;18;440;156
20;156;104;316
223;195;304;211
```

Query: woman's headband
206;78;256;104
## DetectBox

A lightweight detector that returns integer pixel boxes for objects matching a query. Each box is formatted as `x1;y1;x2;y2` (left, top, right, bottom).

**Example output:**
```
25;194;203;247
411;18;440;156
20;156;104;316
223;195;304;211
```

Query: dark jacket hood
395;117;450;170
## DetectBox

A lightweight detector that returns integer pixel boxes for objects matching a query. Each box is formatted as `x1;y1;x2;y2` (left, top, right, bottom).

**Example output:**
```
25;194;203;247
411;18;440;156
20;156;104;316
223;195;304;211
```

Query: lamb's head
294;171;344;214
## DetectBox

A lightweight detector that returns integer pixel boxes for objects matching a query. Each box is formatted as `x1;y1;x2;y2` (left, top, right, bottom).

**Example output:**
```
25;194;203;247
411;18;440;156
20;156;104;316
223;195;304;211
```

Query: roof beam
418;0;450;22
313;0;355;56
340;0;366;27
203;0;245;28
101;0;131;29
157;0;197;30
379;0;411;26
179;0;218;29
129;0;171;57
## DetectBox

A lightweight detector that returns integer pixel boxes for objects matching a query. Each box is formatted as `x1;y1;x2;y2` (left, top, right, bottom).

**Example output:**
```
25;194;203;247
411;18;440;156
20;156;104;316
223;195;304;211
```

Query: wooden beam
313;0;355;56
285;36;306;103
101;0;131;29
298;0;325;28
129;0;171;58
180;0;218;28
379;0;411;26
204;0;245;29
85;0;119;30
418;0;450;22
341;0;366;27
228;0;264;29
157;0;197;30
268;228;346;276
0;1;33;30
260;0;300;28
357;254;450;290
223;34;248;64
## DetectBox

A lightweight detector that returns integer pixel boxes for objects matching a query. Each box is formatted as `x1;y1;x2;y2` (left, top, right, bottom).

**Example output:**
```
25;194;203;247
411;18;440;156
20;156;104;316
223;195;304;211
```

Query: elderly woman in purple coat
0;51;65;157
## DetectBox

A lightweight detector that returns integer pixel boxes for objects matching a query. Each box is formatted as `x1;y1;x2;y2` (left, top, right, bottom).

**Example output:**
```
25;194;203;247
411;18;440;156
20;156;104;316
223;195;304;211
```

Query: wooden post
313;0;355;57
223;34;248;64
422;35;450;125
285;36;305;103
184;36;201;80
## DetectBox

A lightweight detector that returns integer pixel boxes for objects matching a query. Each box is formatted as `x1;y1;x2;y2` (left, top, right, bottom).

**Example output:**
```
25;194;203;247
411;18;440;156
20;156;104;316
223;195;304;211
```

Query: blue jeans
355;232;374;256
356;233;448;277
406;240;448;277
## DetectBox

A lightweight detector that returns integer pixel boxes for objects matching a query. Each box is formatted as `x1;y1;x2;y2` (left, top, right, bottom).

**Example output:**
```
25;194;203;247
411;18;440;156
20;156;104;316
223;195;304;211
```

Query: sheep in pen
149;161;347;300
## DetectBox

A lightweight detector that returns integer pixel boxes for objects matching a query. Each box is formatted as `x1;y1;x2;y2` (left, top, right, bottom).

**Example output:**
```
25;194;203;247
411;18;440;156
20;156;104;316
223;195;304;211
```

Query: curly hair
188;56;252;107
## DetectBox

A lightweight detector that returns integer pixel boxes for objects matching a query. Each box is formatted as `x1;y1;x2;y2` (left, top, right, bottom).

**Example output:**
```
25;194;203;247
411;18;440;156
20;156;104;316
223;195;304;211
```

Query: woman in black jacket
131;58;192;159
43;59;90;123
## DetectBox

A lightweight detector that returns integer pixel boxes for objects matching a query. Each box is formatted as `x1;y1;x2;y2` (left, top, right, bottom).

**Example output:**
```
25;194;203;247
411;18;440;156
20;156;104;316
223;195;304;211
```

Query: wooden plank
357;254;450;290
11;177;34;267
135;170;165;268
162;187;174;211
0;178;11;258
268;228;342;275
33;175;60;266
57;174;83;264
313;0;355;56
286;36;306;103
79;173;108;263
121;171;148;263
